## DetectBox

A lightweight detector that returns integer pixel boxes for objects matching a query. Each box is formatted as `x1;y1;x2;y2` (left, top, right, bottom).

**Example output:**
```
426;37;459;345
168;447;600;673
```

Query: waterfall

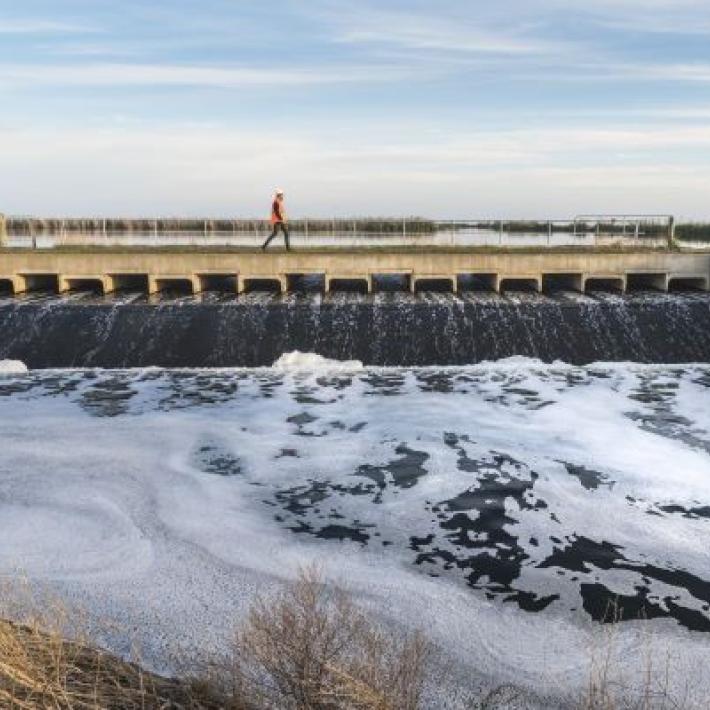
0;291;709;368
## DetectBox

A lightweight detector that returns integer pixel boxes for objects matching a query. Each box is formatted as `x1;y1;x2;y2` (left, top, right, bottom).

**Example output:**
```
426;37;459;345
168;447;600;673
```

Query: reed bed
5;218;437;236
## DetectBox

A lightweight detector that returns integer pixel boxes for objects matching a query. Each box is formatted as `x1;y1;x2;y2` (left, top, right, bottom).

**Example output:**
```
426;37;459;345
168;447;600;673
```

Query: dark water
1;290;710;368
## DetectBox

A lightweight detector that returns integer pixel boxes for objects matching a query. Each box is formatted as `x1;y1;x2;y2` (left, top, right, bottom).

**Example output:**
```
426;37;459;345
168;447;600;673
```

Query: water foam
272;351;364;372
2;364;710;704
0;360;28;374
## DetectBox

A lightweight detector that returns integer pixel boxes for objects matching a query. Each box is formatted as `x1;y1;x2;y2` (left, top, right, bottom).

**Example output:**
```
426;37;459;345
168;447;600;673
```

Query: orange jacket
270;198;285;224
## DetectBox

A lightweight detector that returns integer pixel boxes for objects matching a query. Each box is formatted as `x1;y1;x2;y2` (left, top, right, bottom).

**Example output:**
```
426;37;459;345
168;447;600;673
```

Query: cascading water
1;290;710;368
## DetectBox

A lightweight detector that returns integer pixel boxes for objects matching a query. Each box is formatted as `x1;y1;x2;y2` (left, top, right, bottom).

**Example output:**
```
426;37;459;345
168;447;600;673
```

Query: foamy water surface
1;356;709;704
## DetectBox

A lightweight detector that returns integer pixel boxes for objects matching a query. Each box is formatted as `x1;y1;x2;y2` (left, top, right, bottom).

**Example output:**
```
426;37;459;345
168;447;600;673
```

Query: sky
1;0;710;219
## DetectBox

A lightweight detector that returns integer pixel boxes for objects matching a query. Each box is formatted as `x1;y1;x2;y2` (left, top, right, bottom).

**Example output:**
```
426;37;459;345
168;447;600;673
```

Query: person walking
262;189;290;251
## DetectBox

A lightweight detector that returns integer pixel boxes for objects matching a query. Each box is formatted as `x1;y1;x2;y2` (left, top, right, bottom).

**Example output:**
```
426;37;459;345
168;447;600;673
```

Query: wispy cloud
317;4;558;55
0;19;97;34
567;0;710;35
550;61;710;84
0;62;418;89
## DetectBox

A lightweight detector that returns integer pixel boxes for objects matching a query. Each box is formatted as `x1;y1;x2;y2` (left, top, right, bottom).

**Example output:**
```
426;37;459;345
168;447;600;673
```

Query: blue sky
1;0;709;218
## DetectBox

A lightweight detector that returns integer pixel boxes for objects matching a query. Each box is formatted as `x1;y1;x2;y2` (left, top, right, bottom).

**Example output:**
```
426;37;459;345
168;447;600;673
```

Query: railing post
0;213;6;247
668;216;675;247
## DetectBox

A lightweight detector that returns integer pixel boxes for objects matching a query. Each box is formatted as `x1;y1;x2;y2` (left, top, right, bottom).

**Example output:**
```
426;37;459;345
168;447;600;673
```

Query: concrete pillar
190;274;201;294
58;275;72;293
148;275;160;295
104;275;118;294
1;275;26;294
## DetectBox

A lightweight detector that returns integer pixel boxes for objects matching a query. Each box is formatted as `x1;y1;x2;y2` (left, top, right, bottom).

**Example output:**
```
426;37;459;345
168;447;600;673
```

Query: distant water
1;359;710;703
1;290;710;368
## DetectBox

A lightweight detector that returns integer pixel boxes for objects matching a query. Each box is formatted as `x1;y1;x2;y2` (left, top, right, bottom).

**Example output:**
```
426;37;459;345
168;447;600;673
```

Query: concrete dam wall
1;247;709;295
2;245;710;368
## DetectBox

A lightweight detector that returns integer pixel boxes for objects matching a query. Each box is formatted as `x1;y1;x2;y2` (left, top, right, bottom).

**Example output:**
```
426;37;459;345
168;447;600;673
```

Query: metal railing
2;215;675;249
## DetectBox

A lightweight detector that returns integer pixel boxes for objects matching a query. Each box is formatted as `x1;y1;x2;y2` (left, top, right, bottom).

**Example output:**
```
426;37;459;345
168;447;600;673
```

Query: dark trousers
262;222;290;250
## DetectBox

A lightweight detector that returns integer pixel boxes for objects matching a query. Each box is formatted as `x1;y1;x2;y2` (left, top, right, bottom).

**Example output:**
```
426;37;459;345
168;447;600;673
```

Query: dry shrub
0;605;206;709
200;565;430;710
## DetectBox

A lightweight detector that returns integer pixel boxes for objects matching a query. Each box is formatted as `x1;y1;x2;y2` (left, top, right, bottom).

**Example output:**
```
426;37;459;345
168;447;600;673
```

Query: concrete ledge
0;250;707;296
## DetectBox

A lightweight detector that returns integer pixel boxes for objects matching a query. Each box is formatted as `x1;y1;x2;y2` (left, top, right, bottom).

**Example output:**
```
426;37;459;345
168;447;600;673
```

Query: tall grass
5;217;437;236
0;615;199;708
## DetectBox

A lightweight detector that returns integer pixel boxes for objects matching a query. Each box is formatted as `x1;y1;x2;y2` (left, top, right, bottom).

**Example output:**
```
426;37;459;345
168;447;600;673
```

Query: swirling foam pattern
1;359;709;703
